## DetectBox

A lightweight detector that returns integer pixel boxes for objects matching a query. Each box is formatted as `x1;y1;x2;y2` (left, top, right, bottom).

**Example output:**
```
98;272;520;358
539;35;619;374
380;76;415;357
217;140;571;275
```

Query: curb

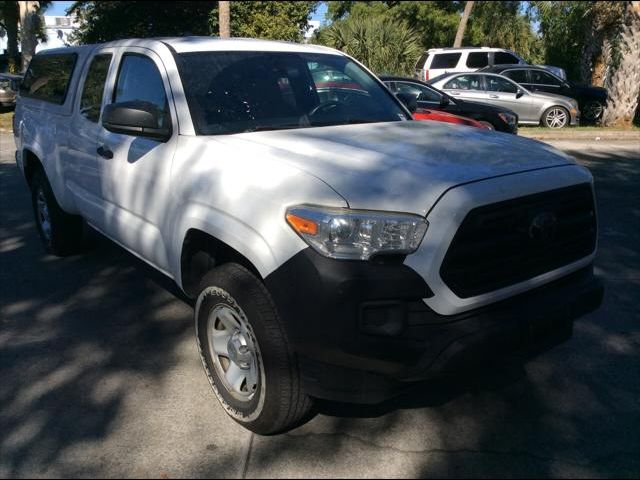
520;131;640;142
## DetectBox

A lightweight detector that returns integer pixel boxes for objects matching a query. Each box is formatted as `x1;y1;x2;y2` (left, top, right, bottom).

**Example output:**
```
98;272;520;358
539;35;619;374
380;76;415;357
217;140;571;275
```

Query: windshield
175;51;409;135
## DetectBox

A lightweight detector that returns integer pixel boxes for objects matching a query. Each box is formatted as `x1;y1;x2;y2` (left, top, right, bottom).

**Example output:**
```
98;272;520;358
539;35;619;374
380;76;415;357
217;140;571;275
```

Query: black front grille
440;184;597;298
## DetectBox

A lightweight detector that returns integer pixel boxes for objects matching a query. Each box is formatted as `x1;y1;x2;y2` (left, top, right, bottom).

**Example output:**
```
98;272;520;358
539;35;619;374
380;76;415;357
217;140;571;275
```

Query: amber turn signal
286;213;318;236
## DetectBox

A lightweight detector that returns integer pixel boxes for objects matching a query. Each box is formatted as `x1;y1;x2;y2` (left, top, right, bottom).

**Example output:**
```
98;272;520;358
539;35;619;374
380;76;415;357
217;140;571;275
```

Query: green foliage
69;1;317;44
315;15;423;76
209;1;317;41
68;1;218;43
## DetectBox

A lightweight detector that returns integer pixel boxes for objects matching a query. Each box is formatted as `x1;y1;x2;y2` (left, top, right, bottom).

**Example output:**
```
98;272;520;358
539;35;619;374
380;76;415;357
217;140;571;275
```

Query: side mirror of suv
103;101;172;141
396;92;418;113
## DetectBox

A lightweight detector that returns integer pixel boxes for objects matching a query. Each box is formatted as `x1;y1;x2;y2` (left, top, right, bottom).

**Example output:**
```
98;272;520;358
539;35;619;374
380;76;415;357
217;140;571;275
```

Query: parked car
15;38;602;435
414;47;526;82
0;73;22;108
481;64;608;123
429;72;580;128
382;75;518;133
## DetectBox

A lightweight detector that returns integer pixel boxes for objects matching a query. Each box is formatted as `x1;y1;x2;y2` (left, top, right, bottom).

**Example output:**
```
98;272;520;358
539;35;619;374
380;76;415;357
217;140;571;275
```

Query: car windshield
175;51;408;135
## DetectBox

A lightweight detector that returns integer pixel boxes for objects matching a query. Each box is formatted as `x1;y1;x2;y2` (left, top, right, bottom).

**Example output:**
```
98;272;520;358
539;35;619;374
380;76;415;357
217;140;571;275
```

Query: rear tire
542;106;569;129
30;169;84;256
194;263;313;435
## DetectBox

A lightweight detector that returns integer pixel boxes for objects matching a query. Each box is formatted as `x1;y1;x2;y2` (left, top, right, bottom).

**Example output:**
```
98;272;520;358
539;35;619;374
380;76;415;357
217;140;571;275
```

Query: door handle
489;94;499;99
97;145;113;159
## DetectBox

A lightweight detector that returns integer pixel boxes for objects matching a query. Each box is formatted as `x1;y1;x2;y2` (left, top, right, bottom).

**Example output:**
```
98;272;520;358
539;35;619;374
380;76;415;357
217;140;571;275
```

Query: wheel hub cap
207;304;260;401
36;189;52;242
227;330;253;370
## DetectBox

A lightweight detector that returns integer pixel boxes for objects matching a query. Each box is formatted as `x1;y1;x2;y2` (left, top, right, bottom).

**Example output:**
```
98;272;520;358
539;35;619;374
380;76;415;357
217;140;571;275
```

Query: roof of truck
36;37;341;56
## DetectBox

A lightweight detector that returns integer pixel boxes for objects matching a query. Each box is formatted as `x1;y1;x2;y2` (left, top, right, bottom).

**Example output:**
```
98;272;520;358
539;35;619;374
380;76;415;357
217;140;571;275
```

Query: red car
413;109;490;129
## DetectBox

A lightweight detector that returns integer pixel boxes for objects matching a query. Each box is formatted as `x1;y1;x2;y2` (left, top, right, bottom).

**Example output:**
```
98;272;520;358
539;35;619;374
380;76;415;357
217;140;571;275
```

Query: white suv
14;38;602;435
415;47;526;82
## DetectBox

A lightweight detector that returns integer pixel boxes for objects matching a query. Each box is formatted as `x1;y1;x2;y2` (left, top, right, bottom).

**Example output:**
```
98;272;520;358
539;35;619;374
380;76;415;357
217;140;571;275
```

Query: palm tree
320;16;422;76
453;1;474;48
218;1;230;38
602;1;640;127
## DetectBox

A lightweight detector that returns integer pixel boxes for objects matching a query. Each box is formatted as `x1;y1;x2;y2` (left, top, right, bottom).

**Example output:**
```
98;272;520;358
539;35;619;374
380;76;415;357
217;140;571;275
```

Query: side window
79;54;112;122
530;70;562;86
430;53;462;70
396;82;441;103
494;52;521;64
113;54;169;125
415;52;429;70
466;52;489;69
502;69;529;84
485;76;518;93
20;53;78;104
444;75;483;91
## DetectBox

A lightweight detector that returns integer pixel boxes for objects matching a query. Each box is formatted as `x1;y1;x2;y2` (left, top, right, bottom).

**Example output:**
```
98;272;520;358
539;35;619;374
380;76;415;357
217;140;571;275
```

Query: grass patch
0;110;14;131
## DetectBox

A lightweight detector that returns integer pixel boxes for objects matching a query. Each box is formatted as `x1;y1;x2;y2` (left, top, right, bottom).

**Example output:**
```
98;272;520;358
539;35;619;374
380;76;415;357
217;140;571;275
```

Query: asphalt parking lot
1;133;639;478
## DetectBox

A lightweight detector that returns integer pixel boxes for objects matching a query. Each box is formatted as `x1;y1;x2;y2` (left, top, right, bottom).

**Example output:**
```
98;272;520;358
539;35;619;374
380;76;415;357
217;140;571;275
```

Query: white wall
0;16;78;54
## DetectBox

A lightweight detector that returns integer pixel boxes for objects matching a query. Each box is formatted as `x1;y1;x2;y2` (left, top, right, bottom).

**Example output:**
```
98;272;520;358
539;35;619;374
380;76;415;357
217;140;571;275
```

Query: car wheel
30;169;84;256
542;106;569;129
194;263;313;435
583;101;604;122
478;120;495;130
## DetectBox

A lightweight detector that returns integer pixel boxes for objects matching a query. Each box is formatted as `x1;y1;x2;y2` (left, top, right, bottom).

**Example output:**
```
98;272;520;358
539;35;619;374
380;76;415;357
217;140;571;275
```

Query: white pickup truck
14;37;603;434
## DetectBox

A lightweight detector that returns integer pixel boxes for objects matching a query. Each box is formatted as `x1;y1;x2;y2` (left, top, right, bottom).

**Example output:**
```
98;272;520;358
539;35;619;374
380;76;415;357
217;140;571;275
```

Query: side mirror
439;95;451;106
396;92;418;113
103;101;171;141
516;89;525;99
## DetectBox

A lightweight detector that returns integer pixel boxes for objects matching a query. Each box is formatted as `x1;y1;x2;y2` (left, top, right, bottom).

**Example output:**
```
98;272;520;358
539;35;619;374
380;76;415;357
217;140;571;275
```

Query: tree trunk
602;1;640;127
19;1;39;72
453;1;474;48
218;1;230;38
3;1;20;72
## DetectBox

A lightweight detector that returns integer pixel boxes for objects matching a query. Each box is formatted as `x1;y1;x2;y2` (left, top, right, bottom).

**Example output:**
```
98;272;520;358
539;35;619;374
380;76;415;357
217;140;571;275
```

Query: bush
316;16;422;76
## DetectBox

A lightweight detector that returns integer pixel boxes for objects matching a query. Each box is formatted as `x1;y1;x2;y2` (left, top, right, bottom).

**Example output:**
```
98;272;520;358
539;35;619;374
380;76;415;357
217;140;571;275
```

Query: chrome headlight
286;205;428;260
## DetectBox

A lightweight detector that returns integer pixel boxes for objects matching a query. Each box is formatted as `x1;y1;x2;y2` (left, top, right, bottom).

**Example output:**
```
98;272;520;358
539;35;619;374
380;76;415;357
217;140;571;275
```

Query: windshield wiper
243;124;302;133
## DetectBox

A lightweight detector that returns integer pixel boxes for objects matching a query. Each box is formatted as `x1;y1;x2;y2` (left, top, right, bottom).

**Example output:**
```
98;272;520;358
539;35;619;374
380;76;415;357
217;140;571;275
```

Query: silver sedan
429;72;579;128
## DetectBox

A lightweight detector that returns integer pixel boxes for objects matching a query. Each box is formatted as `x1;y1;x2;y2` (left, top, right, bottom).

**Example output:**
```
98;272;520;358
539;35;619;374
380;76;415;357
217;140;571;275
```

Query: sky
46;1;329;21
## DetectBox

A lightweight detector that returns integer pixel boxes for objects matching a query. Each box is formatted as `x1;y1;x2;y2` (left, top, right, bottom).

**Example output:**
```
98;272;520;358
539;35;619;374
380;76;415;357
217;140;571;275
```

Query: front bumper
265;249;603;403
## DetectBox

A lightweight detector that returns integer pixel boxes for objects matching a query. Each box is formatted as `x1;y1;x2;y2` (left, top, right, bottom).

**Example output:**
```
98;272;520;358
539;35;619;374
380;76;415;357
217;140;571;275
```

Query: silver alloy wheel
207;304;260;402
546;108;568;128
583;101;603;121
36;188;52;244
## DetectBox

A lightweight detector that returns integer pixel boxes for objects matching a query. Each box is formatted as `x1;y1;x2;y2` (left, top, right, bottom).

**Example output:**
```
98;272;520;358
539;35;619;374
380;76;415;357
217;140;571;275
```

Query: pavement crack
286;431;593;468
240;432;254;479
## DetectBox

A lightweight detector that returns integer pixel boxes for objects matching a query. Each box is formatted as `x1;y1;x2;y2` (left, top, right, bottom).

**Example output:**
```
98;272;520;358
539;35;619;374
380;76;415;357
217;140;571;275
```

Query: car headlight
286;205;428;260
498;112;517;125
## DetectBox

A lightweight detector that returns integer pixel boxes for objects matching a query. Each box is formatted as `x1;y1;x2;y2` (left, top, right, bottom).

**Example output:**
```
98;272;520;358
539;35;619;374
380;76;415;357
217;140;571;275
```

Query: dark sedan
381;75;518;134
480;65;608;124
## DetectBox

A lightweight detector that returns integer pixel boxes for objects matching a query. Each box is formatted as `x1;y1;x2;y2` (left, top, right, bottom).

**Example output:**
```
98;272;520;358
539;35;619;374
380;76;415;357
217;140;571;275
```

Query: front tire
30;169;84;256
542;106;570;129
194;263;313;435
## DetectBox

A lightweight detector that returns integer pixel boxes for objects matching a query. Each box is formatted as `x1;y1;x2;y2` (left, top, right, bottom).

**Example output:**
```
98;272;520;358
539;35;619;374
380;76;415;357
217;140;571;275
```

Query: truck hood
226;121;575;216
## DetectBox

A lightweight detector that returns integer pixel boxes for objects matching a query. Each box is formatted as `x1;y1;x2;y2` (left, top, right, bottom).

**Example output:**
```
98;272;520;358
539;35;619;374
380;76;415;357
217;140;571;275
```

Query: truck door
66;48;116;229
96;48;178;273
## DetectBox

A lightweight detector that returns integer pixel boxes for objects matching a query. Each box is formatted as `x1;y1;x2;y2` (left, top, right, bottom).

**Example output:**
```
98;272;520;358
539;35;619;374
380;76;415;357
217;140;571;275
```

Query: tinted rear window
466;52;489;69
494;52;521;64
502;69;528;83
430;53;461;70
20;53;78;104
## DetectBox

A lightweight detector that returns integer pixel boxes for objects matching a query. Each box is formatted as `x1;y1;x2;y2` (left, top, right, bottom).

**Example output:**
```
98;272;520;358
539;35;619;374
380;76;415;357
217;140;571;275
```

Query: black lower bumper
265;249;603;403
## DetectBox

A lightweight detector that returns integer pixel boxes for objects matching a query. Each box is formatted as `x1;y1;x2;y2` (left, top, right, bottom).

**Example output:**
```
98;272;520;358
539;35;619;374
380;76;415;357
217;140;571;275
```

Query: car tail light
424;70;430;81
